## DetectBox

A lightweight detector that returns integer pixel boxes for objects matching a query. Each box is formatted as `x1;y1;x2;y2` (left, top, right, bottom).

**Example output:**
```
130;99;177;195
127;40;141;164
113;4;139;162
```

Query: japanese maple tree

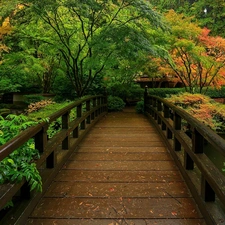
157;10;225;93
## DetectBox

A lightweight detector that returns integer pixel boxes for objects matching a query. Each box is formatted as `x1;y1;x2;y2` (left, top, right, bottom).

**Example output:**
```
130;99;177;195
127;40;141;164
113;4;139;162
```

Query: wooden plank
79;141;166;147
26;218;206;225
30;197;201;219
77;146;168;153
63;160;178;171
69;152;172;161
44;181;191;198
54;170;185;182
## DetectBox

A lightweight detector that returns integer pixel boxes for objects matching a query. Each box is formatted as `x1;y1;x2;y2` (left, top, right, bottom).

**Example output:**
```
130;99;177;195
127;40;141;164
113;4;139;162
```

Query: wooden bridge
0;93;225;225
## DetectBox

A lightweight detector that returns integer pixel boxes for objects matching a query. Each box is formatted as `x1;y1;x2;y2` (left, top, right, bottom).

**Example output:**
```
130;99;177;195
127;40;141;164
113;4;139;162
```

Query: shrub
147;88;185;98
204;87;225;98
135;100;144;114
24;95;45;105
107;84;144;102
107;96;125;111
0;114;42;208
0;109;10;116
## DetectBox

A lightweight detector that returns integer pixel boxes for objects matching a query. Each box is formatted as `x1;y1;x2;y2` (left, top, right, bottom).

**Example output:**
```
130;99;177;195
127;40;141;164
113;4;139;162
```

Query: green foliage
2;0;165;97
24;95;45;105
190;0;225;37
0;109;10;116
0;78;21;94
135;100;144;114
204;87;225;98
27;101;72;121
147;88;185;98
107;96;126;112
0;114;42;207
107;84;144;102
52;75;77;102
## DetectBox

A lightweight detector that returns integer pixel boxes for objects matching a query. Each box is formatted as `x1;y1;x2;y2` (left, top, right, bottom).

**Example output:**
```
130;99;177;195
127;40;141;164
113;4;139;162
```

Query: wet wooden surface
26;107;206;225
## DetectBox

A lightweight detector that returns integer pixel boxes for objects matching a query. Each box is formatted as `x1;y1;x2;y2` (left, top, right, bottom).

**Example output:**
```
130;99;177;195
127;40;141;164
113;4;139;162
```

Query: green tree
10;0;164;97
190;0;225;37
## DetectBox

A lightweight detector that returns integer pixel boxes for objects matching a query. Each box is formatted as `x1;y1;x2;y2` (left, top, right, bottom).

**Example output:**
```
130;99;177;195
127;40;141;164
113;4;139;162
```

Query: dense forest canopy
0;0;225;97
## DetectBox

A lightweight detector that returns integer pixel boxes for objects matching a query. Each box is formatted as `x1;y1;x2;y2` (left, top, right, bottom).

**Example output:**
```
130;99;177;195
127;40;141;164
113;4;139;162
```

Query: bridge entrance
26;107;204;225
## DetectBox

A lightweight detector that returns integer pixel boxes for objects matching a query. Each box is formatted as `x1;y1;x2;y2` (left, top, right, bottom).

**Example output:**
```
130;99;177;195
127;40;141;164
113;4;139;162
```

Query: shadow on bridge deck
26;107;206;225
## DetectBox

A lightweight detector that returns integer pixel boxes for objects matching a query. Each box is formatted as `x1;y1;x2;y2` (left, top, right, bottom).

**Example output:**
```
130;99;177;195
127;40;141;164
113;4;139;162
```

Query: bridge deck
26;108;206;225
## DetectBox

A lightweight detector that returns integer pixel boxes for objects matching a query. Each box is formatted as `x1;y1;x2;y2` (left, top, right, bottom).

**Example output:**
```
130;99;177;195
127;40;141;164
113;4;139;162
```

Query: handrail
0;95;107;224
144;89;225;225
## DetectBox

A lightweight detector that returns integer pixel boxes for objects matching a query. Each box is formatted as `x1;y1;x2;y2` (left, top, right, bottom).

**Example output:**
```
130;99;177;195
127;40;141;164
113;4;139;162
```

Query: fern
0;114;42;208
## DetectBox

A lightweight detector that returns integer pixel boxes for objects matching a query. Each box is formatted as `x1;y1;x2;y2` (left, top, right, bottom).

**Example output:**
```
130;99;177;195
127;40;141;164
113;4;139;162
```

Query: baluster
46;151;56;168
34;125;48;154
164;105;170;118
192;128;204;153
79;102;85;130
162;121;166;130
20;181;30;199
86;100;91;124
97;97;101;116
167;128;173;139
62;111;70;150
73;127;79;138
174;112;181;151
77;104;82;118
184;152;194;170
92;98;96;120
201;175;215;202
144;86;148;112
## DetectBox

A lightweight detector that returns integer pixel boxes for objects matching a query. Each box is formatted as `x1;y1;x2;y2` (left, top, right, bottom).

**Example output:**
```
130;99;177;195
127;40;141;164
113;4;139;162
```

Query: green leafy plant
107;96;126;112
0;114;42;207
24;95;45;105
135;100;144;114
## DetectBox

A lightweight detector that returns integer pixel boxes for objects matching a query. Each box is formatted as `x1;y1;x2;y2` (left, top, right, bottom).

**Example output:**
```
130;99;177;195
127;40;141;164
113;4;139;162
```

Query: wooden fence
144;88;225;225
0;95;107;224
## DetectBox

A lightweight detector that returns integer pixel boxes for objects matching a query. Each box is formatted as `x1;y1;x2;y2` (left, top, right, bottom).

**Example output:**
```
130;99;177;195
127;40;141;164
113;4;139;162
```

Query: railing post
97;97;101;116
144;86;148;113
157;100;162;125
62;111;70;150
34;125;48;154
86;99;91;124
20;182;31;199
164;105;172;139
192;129;204;153
104;87;108;112
46;151;56;168
92;98;96;120
174;112;181;151
164;105;170;118
184;152;194;170
77;103;82;118
201;175;215;202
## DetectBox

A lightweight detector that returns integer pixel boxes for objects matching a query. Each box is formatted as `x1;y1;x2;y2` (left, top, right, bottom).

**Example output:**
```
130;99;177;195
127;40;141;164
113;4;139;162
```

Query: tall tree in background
190;0;225;37
156;10;225;93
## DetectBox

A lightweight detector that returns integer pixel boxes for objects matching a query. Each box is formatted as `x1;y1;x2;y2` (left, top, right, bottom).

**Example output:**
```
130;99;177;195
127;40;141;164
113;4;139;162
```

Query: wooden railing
0;95;107;224
144;89;225;225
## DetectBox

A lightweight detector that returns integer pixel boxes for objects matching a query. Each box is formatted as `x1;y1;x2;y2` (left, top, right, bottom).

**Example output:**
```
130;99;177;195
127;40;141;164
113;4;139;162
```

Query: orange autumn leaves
155;10;225;93
0;17;11;63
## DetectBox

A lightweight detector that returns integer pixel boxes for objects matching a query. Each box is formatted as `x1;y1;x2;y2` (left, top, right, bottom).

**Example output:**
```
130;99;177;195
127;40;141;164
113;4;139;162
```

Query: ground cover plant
0;99;73;208
0;114;42;208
